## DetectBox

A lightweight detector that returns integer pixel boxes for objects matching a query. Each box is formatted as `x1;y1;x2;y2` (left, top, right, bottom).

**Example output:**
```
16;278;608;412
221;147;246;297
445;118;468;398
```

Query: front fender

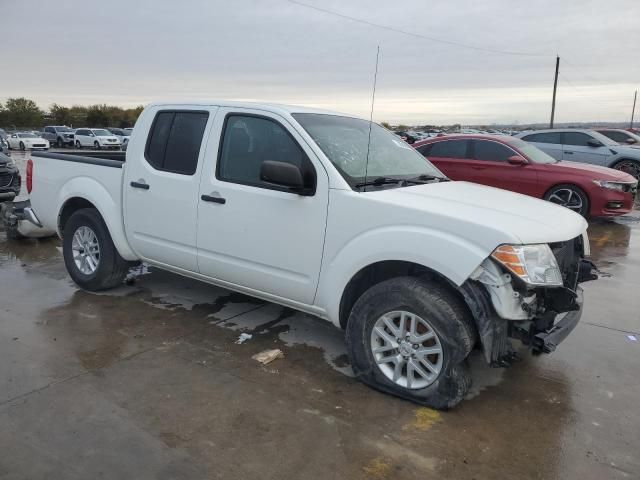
58;177;137;260
315;226;490;326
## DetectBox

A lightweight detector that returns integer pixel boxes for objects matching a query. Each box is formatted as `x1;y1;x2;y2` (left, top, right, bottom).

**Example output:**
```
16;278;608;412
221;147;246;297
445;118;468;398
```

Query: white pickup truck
19;101;597;409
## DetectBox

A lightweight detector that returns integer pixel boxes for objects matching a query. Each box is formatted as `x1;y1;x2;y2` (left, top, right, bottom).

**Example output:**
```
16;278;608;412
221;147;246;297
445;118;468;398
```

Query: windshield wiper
405;174;449;184
354;176;404;189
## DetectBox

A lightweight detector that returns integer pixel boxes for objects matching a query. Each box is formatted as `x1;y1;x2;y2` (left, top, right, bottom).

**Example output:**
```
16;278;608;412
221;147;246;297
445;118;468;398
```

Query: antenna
363;45;380;189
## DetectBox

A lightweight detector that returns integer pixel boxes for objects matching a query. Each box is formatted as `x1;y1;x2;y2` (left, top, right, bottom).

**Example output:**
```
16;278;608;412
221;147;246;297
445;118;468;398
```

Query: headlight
592;180;633;192
491;244;563;286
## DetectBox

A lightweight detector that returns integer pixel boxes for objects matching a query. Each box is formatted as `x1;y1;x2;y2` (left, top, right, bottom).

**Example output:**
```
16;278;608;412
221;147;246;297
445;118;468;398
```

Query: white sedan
7;132;50;150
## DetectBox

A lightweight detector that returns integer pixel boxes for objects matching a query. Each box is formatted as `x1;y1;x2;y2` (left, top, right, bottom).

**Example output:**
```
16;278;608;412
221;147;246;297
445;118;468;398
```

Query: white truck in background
16;100;596;408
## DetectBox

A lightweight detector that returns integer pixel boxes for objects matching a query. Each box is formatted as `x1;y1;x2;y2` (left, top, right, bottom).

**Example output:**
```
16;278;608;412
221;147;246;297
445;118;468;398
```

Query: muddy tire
62;208;130;291
346;276;475;410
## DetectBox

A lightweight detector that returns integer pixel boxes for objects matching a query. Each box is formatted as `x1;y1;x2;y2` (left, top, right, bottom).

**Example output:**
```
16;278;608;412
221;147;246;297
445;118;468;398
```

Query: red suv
414;135;637;217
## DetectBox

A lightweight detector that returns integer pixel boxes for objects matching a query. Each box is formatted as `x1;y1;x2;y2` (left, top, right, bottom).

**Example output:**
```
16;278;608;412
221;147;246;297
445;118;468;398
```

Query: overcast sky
3;0;639;124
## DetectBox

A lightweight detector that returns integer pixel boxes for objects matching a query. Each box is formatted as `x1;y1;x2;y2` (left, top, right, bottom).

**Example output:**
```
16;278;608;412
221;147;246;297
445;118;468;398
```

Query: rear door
562;131;611;166
123;106;215;272
521;132;563;160
196;108;329;305
468;139;539;195
416;139;470;180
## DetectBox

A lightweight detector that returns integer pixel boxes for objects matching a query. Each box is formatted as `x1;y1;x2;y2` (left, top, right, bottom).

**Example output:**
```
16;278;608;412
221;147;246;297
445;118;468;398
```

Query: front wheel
75;140;82;149
346;277;475;410
62;208;131;291
56;137;63;148
19;142;25;151
544;184;589;217
612;159;640;181
94;141;100;150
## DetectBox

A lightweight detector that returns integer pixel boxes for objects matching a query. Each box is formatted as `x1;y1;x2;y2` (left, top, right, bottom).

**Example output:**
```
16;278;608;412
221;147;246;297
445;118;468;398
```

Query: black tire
19;142;25;151
62;208;130;291
94;141;100;150
346;276;475;410
56;137;63;148
75;140;82;149
544;184;589;217
612;159;640;181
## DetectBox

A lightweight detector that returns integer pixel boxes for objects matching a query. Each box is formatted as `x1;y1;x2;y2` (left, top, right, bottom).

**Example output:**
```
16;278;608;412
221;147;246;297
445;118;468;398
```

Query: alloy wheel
71;226;100;275
370;310;443;389
613;160;640;181
547;188;584;213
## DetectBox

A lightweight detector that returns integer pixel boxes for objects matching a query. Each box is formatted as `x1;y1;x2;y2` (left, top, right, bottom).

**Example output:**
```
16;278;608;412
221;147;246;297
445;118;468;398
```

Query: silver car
517;128;640;180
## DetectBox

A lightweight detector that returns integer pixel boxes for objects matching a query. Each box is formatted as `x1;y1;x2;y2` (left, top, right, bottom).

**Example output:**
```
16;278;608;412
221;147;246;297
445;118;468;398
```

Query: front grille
0;172;12;187
32;144;46;147
550;236;582;291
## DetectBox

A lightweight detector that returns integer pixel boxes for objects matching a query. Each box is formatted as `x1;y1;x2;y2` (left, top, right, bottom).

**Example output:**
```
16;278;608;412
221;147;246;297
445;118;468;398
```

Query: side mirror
626;138;637;144
587;139;603;147
507;155;527;165
260;160;311;195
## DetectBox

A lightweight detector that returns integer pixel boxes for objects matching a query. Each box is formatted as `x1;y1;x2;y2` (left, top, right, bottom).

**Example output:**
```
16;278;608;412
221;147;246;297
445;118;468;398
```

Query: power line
286;0;549;57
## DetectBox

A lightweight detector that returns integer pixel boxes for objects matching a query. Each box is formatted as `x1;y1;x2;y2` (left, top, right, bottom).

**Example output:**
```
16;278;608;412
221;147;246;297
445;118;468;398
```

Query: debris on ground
252;348;284;365
627;334;638;342
235;333;253;344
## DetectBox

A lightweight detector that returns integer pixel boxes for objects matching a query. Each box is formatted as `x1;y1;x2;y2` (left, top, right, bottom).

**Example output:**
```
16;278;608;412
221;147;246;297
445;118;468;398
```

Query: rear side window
145;111;209;175
522;132;562;144
426;140;468;158
563;132;593;147
472;140;515;162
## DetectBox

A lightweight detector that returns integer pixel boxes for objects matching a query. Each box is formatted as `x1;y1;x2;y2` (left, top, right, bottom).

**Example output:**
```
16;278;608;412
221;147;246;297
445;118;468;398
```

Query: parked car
0;151;21;203
0;137;9;155
17;101;596;409
595;128;640;146
0;128;9;142
42;126;75;147
394;131;417;144
517;129;640;181
107;128;131;145
74;128;121;149
414;135;637;217
7;132;49;150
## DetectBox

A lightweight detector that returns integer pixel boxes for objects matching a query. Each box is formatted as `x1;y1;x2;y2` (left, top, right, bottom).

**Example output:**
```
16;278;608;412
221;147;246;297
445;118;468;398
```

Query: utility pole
550;55;560;129
631;90;637;129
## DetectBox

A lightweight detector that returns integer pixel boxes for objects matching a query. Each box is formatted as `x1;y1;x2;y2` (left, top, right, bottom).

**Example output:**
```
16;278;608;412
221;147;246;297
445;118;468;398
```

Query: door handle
130;181;150;190
201;194;226;204
471;166;487;170
564;151;574;155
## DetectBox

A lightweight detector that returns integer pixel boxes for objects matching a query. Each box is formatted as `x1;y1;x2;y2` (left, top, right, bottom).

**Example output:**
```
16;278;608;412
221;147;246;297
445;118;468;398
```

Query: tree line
0;97;144;129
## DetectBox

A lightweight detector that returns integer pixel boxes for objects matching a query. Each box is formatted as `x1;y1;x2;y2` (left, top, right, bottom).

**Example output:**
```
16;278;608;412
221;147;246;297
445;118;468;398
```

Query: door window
145;111;209;175
472;140;515;162
423;139;468;158
522;132;562;144
563;132;594;147
216;114;315;192
598;130;628;143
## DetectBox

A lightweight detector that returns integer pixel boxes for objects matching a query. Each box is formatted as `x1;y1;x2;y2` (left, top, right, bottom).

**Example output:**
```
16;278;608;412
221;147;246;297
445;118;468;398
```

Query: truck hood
371;180;588;246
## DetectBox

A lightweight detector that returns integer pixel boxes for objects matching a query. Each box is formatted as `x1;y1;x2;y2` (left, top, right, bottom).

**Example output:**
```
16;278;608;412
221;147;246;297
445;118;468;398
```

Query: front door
196;108;329;305
123;106;215;271
468;139;539;195
562;131;611;166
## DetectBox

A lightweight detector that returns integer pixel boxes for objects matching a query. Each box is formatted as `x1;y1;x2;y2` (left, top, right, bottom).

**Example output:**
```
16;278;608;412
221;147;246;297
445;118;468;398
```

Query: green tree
380;121;391;130
3;97;44;128
49;104;73;125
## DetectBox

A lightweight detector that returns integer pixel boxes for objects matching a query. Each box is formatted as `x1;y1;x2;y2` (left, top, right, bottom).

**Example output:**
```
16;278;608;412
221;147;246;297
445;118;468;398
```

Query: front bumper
531;287;583;353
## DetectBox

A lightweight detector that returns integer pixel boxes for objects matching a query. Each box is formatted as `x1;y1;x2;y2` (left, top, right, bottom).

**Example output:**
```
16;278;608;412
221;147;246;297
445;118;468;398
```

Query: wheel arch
338;260;474;330
56;181;137;261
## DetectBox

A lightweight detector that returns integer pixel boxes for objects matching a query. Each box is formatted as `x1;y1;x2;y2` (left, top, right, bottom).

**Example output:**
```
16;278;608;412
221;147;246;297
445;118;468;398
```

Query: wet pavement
1;150;639;479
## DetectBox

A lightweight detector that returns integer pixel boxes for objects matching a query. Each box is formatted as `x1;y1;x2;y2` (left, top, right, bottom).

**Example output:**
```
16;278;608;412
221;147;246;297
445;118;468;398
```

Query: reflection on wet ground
0;156;639;479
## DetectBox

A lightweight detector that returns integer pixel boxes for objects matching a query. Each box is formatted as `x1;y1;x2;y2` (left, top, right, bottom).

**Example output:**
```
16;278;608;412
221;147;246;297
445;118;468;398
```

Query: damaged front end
459;234;598;366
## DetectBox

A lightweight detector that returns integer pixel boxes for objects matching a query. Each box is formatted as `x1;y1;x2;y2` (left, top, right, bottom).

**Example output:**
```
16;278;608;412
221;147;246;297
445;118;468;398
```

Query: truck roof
146;100;357;119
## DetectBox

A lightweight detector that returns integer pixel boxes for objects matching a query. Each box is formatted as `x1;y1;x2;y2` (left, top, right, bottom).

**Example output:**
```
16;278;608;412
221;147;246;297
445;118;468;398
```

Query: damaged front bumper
459;256;597;367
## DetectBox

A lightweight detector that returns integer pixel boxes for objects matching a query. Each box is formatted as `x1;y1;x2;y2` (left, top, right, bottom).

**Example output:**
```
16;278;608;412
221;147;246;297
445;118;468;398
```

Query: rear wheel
346;277;475;410
544;184;589;216
612;159;640;181
75;140;82;149
19;142;25;151
62;208;130;291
